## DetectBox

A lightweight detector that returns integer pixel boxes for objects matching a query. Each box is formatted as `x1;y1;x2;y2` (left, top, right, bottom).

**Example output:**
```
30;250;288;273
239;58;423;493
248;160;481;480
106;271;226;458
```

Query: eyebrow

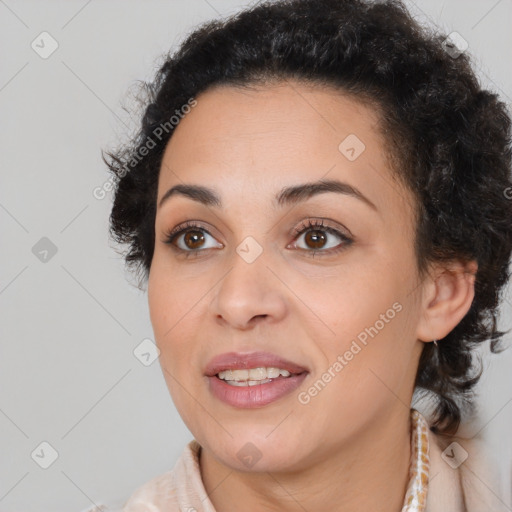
157;178;378;212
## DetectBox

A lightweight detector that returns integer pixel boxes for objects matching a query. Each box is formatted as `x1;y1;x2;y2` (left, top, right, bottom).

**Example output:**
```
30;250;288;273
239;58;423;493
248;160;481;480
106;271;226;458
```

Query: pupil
185;230;204;249
306;230;326;249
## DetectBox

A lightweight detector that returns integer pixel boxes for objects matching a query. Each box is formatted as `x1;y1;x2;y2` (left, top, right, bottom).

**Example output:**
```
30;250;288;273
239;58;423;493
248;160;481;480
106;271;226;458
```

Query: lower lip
207;373;308;408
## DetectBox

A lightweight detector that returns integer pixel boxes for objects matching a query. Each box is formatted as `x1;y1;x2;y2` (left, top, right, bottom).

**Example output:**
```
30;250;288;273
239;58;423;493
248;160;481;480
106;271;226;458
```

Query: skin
147;80;477;512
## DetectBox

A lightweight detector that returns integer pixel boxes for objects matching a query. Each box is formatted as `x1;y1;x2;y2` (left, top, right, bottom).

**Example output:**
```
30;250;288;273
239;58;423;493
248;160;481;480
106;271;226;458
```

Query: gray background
1;1;511;511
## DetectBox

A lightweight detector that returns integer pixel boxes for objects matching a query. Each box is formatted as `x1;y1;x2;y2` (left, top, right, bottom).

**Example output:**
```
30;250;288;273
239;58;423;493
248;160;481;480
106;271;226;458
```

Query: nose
209;244;288;330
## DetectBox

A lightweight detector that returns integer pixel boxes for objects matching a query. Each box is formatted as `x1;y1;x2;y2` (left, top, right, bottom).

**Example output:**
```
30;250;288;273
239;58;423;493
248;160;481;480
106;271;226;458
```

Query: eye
163;221;223;256
162;218;353;259
289;218;353;257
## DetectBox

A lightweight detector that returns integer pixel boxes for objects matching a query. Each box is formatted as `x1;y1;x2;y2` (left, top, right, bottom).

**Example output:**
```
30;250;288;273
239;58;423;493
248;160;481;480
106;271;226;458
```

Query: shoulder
120;440;198;512
426;426;511;512
120;469;176;512
120;439;215;512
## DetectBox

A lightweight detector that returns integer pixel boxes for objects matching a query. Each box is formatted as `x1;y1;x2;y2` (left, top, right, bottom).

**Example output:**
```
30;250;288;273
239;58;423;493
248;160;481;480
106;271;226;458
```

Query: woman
103;0;512;510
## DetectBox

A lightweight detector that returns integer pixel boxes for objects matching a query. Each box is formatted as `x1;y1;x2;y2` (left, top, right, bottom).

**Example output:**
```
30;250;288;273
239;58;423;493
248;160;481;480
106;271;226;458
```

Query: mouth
204;351;309;408
215;366;305;386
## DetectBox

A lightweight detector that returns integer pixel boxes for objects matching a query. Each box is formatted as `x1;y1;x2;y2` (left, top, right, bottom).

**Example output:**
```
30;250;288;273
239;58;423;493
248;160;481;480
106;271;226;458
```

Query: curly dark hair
103;0;512;435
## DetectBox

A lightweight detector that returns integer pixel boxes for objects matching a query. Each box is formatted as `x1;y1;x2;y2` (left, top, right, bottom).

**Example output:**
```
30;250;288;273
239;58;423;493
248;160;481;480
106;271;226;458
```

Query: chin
204;431;311;473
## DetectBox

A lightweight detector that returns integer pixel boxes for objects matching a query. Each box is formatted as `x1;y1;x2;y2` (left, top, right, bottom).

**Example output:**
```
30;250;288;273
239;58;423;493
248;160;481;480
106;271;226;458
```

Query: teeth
217;367;293;382
267;367;280;378
228;378;273;387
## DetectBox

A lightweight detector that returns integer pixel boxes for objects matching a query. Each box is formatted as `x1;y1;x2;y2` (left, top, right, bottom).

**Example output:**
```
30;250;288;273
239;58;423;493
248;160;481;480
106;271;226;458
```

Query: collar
403;408;430;511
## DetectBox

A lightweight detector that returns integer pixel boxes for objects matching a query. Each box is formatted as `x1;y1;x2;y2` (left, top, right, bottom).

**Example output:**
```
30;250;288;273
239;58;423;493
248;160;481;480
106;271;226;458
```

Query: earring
433;339;438;347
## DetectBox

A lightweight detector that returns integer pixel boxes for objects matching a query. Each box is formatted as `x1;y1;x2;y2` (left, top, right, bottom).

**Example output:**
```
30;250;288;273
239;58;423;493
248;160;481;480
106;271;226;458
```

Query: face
148;81;426;472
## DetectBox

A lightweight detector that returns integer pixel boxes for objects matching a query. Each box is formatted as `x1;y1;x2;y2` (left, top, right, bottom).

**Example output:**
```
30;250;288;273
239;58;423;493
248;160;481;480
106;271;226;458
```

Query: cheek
149;275;205;424
288;258;403;338
147;269;202;384
148;260;204;336
294;259;414;391
300;309;414;438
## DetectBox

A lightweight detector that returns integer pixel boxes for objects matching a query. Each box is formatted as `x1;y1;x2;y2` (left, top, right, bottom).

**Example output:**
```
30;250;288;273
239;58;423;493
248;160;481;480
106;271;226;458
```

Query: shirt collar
402;408;430;511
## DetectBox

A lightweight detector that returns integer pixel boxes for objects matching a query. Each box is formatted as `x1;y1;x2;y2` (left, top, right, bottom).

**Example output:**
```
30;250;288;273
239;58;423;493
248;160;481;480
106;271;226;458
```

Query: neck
199;408;412;512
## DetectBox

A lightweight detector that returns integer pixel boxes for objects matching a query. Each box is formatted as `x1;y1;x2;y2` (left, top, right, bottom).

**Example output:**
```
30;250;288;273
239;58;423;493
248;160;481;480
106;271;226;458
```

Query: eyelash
163;218;353;259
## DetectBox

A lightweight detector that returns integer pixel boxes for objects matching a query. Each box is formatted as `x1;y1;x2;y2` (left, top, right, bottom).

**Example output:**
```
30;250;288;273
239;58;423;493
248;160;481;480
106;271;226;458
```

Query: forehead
157;81;414;221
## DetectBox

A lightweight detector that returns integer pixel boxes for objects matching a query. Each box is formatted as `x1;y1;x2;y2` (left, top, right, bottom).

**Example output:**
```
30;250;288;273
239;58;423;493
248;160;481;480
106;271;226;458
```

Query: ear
416;259;478;343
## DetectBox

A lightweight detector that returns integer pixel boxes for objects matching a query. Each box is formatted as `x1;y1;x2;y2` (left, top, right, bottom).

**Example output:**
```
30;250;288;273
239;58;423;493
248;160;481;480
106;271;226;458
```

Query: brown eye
303;230;328;249
183;230;206;250
164;221;223;253
290;218;353;256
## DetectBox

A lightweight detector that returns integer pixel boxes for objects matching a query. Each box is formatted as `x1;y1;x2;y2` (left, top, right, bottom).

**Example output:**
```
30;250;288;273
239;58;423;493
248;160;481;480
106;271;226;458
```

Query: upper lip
204;351;309;377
